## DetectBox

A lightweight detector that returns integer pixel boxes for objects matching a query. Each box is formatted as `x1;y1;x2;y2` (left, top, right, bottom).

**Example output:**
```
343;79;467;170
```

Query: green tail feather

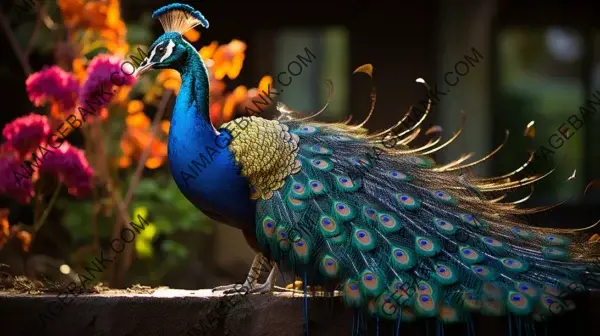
254;121;600;323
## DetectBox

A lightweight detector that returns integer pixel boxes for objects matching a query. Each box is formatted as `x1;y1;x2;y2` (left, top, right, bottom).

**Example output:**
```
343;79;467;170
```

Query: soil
0;273;158;295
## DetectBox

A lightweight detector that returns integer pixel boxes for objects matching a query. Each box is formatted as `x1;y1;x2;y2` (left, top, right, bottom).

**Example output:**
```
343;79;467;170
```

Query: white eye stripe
148;41;163;63
159;39;175;63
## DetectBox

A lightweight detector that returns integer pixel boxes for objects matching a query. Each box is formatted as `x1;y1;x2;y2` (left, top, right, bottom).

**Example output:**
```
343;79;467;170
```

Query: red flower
25;66;79;110
2;113;52;158
79;54;137;112
39;143;94;198
0;152;33;204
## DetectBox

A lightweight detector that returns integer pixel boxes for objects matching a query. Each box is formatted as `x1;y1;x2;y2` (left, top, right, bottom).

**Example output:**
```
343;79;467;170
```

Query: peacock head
134;3;209;77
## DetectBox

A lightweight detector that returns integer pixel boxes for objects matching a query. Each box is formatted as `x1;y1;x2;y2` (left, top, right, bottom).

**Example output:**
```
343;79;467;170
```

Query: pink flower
79;54;137;112
25;66;79;110
2;114;52;157
0;152;33;204
39;143;93;198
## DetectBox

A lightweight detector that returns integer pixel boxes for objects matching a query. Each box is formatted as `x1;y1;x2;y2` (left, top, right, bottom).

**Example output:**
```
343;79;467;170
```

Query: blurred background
0;0;599;291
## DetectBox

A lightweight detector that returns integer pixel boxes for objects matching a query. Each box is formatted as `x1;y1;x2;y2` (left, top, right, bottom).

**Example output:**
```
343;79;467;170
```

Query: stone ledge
1;289;599;336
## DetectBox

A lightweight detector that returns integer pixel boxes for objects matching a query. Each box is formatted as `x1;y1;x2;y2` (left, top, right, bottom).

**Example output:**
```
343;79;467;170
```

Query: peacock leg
245;261;279;294
212;255;306;295
212;253;265;292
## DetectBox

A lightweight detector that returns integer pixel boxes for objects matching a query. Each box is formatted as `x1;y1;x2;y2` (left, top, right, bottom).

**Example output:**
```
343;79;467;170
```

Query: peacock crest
152;3;209;35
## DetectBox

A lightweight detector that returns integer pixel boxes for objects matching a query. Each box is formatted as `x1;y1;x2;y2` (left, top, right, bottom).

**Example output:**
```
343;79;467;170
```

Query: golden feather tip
353;64;373;76
425;125;443;135
524;120;536;138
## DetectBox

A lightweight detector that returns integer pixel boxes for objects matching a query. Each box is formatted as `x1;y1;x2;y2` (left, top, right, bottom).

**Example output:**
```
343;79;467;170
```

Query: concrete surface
0;288;599;336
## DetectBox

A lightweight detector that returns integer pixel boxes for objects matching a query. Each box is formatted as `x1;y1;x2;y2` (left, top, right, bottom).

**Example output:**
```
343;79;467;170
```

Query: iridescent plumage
247;114;599;322
142;3;600;333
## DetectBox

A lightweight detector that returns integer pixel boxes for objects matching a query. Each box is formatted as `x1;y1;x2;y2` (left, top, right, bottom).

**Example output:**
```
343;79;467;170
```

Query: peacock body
138;3;600;331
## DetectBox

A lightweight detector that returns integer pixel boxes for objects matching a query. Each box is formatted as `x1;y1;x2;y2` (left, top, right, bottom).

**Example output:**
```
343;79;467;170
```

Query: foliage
0;0;271;286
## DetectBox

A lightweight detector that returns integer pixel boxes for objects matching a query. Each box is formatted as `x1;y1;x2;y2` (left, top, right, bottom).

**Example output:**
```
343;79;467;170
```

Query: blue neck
167;43;256;230
173;47;213;133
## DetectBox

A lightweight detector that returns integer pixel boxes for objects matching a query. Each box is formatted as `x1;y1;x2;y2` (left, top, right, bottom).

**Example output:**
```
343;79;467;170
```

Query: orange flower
72;57;87;83
117;156;131;168
199;42;219;60
57;0;85;28
126;112;151;129
258;75;273;95
113;86;132;105
160;120;170;134
14;229;31;252
0;209;9;248
183;28;200;43
119;101;169;170
50;102;68;121
155;70;182;96
221;86;248;123
209;101;223;126
128;100;144;114
0;209;31;252
59;0;128;56
211;40;246;81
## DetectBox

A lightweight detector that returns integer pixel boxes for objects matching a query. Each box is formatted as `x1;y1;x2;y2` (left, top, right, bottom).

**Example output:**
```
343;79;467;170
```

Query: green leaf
153;217;174;234
126;24;154;45
85;47;109;59
12;21;35;49
161;240;188;259
198;221;214;235
134;179;160;196
178;213;197;230
138;12;153;27
56;198;70;210
97;217;114;238
175;197;192;211
157;186;176;203
62;202;93;243
33;27;58;53
135;240;153;259
131;201;153;210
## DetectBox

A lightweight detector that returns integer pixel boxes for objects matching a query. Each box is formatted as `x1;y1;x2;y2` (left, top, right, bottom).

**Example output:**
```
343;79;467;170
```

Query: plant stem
31;182;62;246
105;180;133;287
80;119;132;287
0;10;33;75
24;1;48;57
124;89;173;205
114;89;173;287
33;181;42;227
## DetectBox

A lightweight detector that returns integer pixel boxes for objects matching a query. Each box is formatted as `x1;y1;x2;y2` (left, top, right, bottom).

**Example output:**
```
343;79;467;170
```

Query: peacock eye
158;47;165;52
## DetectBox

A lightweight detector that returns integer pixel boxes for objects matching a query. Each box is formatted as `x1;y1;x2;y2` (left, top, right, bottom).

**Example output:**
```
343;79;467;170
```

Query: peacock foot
212;283;246;292
212;253;278;295
213;282;271;295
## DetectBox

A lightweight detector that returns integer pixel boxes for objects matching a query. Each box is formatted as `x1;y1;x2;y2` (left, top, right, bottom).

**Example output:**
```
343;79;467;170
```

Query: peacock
135;3;600;334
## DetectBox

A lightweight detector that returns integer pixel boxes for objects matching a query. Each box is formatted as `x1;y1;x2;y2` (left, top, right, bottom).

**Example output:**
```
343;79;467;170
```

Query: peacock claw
212;284;245;292
212;253;278;295
245;282;276;295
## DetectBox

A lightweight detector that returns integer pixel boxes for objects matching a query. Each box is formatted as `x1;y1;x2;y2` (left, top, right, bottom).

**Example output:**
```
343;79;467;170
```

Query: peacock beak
133;59;155;77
